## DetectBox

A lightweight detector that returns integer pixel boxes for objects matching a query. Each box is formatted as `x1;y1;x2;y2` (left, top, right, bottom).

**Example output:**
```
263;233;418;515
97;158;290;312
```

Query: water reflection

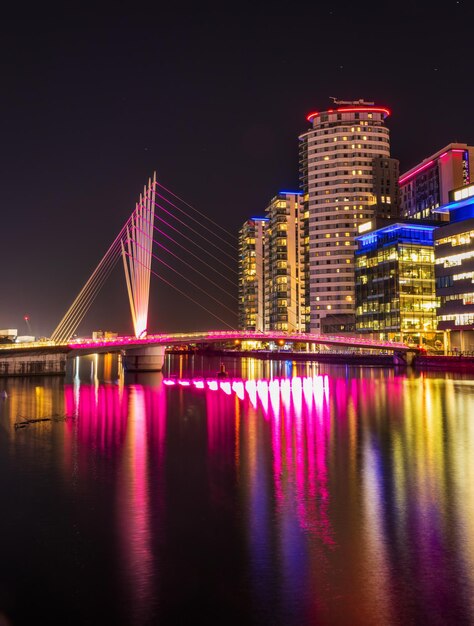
0;357;473;625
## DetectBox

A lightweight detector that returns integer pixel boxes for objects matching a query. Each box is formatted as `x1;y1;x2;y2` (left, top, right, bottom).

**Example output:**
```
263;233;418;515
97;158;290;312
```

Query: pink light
257;380;269;416
303;377;313;409
306;110;319;122
163;379;176;385
337;106;390;117
439;149;464;159
232;381;245;400
219;381;232;395
307;106;390;123
292;376;302;419
269;379;280;417
399;159;435;185
245;380;257;408
193;380;205;389
207;381;218;391
280;379;291;411
178;380;190;386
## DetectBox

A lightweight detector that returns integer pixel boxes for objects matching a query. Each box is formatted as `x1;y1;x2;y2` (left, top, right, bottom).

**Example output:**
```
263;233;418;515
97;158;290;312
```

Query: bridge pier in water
122;345;166;372
393;350;416;366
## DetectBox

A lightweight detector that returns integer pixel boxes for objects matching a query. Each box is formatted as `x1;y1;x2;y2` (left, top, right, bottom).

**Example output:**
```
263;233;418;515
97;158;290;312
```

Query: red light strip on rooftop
306;106;391;123
439;148;465;159
401;148;466;184
399;159;435;185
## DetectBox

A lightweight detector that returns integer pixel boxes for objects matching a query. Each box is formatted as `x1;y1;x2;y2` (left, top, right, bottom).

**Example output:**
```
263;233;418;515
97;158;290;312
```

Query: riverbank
412;354;474;371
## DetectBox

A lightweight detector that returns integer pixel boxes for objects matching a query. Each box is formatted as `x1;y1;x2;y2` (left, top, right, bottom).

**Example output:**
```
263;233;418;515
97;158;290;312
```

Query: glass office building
355;222;439;345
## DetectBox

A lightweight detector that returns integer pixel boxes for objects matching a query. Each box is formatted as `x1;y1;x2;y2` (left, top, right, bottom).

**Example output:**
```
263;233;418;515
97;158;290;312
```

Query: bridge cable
51;238;124;342
123;250;237;330
154;212;238;275
128;236;237;316
154;202;237;263
132;224;237;300
154;181;237;242
154;188;238;247
51;194;151;342
138;212;237;285
152;187;302;331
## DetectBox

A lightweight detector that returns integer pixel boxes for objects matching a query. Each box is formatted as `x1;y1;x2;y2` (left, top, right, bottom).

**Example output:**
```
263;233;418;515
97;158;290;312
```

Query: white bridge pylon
121;175;156;338
50;174;157;344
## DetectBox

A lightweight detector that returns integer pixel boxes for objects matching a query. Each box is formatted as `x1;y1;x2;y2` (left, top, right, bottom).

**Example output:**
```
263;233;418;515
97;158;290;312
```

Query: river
0;354;473;625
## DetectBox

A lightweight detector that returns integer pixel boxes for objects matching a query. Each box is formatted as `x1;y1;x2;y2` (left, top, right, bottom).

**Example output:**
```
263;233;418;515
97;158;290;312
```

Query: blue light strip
278;191;303;195
356;222;437;244
433;195;474;214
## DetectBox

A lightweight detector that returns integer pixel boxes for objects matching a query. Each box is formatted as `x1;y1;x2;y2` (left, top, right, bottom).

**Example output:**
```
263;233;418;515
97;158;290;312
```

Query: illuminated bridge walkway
66;330;413;354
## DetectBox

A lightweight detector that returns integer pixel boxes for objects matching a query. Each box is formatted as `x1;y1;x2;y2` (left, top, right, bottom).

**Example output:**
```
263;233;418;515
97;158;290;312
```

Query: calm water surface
0;354;473;626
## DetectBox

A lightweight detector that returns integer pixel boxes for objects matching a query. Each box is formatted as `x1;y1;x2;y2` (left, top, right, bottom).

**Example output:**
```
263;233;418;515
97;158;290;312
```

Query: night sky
1;4;473;338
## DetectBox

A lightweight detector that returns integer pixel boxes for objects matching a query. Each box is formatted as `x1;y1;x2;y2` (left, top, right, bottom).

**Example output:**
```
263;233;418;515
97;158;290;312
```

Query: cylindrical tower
299;101;391;333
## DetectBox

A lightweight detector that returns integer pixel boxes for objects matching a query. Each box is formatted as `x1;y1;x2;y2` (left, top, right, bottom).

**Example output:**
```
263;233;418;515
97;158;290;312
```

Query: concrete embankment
0;346;69;377
413;355;474;371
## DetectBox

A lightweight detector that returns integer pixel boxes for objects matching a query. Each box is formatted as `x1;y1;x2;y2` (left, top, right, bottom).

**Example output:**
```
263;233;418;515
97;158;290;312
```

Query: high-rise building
299;99;393;332
355;220;439;345
399;143;474;220
238;217;267;331
372;156;400;218
434;182;474;352
264;192;305;332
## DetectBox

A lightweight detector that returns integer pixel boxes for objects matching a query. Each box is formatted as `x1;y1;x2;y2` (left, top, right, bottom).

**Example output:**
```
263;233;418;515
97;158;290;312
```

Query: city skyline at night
1;5;473;337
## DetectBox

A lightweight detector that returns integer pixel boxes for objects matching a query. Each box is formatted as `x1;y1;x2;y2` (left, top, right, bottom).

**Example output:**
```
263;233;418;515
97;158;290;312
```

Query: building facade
299;100;393;332
434;182;474;352
264;192;305;332
355;221;439;345
238;217;267;331
400;143;474;220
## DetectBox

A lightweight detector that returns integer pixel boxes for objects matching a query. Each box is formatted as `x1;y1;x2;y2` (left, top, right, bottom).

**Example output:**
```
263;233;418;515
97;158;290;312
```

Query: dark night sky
1;3;473;337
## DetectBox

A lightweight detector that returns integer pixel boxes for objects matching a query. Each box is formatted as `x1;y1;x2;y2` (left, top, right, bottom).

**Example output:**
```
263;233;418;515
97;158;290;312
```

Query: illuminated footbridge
0;174;421;375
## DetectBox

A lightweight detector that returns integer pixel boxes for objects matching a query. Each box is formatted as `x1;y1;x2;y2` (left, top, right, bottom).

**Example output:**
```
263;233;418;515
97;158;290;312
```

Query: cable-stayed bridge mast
50;175;157;344
50;172;238;348
121;175;156;339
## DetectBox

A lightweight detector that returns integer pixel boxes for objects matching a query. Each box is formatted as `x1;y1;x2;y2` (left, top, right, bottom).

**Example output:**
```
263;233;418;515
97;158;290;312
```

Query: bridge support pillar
393;350;416;366
122;346;166;372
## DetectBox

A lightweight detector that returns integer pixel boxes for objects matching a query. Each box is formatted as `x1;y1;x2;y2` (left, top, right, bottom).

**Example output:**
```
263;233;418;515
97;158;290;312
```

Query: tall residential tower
238;217;267;331
299;99;394;332
264;192;305;332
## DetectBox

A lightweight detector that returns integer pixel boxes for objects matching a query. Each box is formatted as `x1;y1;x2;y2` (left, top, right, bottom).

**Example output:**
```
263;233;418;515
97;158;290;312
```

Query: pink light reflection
232;381;245;400
118;385;153;624
245;380;257;408
220;381;232;395
257;379;269;416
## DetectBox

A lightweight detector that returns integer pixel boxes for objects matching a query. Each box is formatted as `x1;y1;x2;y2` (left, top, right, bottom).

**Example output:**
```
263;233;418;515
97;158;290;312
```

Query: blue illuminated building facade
434;183;474;352
355;221;439;344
